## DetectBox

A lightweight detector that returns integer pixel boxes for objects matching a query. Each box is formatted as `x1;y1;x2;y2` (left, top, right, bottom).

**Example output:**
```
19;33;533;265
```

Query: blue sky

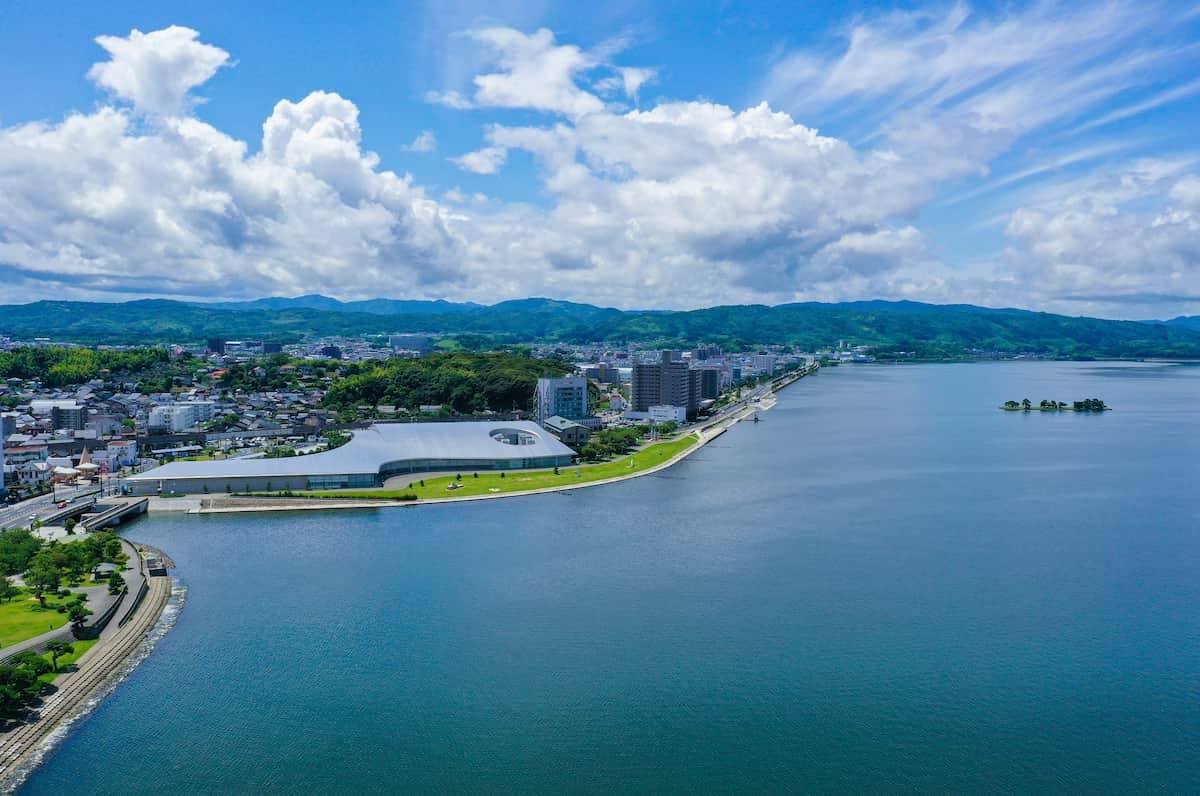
1;0;1198;318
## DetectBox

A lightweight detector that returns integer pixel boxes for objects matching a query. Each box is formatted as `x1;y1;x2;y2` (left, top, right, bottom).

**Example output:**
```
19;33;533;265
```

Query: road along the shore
0;555;175;788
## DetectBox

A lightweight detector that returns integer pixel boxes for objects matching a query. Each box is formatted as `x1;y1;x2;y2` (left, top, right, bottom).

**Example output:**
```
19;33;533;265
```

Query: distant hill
1162;315;1200;330
199;294;484;315
2;297;1199;359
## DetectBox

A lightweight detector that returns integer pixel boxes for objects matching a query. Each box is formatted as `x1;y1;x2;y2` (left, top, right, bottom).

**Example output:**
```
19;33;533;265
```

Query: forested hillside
2;297;1199;358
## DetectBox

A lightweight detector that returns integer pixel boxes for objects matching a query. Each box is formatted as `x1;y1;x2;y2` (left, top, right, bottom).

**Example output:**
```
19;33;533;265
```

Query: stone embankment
0;546;174;786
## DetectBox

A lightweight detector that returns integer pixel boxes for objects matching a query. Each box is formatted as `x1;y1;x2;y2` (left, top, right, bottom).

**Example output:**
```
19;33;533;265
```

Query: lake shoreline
174;366;804;516
0;544;177;790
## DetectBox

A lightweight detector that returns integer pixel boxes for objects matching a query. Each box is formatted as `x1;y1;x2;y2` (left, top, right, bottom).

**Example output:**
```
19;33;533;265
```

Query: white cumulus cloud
87;26;231;116
2;19;1199;318
0;80;464;299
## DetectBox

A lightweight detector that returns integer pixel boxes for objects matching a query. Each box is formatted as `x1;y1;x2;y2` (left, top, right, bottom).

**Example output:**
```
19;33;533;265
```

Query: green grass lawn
40;638;99;684
305;434;699;501
0;589;85;647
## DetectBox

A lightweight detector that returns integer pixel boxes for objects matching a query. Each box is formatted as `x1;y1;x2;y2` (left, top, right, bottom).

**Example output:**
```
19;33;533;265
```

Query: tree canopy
322;352;570;414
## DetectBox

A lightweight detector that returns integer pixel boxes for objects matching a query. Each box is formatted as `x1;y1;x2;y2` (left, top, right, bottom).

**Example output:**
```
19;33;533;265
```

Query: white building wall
647;405;688;424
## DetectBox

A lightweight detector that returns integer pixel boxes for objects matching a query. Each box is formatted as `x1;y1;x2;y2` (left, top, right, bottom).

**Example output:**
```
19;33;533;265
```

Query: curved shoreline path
0;545;174;789
191;363;818;515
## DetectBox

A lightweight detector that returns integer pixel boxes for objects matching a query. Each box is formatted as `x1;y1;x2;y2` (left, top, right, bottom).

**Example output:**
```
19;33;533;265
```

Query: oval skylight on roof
489;428;538;446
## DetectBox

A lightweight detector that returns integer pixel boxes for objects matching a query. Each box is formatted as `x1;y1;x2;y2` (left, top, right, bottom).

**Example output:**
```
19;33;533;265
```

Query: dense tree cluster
0;346;191;389
579;426;648;463
322;352;570;414
0;528;124;585
0;531;122;720
0;529;43;576
0;652;53;718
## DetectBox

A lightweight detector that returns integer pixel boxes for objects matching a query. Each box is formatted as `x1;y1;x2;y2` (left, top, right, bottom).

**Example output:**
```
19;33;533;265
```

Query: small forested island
1001;398;1109;412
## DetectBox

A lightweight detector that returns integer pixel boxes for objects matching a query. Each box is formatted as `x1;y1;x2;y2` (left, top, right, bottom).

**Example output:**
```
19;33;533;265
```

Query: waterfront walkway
0;550;172;785
0;537;143;664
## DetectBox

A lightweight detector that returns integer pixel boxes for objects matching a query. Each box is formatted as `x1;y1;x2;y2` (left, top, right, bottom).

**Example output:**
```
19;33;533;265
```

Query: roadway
0;483;104;532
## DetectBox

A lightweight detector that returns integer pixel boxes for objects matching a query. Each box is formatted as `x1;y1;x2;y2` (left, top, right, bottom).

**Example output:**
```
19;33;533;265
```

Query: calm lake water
21;362;1200;793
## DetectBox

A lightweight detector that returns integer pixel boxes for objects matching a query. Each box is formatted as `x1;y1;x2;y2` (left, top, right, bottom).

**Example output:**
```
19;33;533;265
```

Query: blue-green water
21;362;1200;793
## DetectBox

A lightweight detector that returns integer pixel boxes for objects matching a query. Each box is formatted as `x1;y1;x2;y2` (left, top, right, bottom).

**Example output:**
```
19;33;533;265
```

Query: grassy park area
0;589;84;647
305;433;699;501
38;638;98;684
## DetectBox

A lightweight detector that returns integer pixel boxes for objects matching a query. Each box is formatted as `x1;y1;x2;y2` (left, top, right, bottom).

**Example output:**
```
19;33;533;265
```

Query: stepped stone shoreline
0;545;175;790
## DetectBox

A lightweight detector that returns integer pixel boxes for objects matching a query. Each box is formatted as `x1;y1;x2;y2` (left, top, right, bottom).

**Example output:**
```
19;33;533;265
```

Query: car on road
57;501;69;508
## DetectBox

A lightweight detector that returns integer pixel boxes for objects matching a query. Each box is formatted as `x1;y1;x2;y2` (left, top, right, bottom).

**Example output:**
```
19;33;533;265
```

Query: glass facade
378;455;572;479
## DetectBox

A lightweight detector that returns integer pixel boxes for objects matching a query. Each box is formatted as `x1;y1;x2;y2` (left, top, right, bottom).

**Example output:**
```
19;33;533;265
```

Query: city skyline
2;1;1199;319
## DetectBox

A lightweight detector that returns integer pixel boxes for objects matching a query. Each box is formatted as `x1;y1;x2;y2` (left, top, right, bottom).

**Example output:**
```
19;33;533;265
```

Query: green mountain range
1;296;1198;359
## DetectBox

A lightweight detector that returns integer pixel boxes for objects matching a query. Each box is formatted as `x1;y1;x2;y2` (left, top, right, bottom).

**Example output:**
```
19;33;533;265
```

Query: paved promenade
0;554;172;786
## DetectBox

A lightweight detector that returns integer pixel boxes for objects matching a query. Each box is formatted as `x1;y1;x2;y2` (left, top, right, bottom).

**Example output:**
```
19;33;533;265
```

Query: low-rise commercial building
542;415;592;448
107;439;138;467
648;405;688;424
148;401;214;431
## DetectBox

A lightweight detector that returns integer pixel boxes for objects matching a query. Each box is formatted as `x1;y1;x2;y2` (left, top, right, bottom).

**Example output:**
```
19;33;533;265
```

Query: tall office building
694;367;720;400
630;351;698;415
534;376;590;427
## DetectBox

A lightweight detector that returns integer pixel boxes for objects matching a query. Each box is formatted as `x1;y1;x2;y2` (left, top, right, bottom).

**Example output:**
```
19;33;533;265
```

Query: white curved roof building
124;421;575;494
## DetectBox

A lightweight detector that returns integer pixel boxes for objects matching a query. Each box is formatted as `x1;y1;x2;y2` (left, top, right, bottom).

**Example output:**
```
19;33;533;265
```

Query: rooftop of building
127;420;574;482
542;415;587;431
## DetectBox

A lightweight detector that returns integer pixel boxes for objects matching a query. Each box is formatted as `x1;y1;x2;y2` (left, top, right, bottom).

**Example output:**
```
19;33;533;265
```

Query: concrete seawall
0;544;175;787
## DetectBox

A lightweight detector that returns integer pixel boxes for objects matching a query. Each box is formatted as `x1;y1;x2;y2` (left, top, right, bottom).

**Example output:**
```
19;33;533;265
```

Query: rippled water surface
21;362;1200;793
